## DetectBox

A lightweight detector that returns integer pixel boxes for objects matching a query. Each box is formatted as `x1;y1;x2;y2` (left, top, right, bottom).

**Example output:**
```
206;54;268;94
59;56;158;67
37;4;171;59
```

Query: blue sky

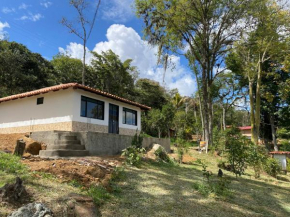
0;0;196;96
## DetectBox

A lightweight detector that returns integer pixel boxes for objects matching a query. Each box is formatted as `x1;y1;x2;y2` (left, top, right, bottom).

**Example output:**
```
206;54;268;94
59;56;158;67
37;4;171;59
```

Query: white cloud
58;42;93;65
0;21;10;40
19;3;29;10
59;24;196;96
20;13;43;22
2;7;15;14
40;1;52;8
102;0;134;23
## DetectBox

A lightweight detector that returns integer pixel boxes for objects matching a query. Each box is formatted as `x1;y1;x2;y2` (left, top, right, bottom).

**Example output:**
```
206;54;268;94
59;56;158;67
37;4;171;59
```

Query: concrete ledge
32;131;171;156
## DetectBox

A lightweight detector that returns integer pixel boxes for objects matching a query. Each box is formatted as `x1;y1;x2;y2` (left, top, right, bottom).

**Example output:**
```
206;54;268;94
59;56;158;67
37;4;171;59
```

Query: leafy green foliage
193;178;231;198
91;50;137;99
131;132;143;148
154;146;171;163
263;158;281;178
247;145;267;178
280;140;290;151
0;152;28;174
225;128;251;177
0;40;56;97
122;133;145;166
122;146;145;167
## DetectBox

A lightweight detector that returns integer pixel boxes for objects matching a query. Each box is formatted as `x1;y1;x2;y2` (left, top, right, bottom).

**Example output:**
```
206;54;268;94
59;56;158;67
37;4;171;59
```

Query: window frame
37;97;44;105
80;96;105;120
122;107;137;126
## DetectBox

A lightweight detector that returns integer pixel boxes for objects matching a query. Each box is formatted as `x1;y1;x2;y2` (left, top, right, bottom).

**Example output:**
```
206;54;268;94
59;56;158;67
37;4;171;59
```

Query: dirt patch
22;156;123;188
169;151;196;164
0;133;43;155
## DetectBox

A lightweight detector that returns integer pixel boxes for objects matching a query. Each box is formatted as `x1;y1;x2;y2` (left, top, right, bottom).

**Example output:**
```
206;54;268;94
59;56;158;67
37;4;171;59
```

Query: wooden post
13;139;26;156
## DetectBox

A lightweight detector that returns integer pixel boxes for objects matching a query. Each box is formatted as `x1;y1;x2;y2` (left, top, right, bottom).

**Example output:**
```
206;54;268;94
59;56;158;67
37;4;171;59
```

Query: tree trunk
202;80;210;153
270;114;278;151
82;40;86;85
249;80;256;144
13;140;26;156
158;128;161;139
222;107;226;131
254;61;262;145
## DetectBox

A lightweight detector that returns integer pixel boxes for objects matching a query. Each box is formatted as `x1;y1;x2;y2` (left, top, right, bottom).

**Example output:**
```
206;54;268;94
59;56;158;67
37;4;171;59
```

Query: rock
0;177;27;203
25;142;42;155
8;203;53;217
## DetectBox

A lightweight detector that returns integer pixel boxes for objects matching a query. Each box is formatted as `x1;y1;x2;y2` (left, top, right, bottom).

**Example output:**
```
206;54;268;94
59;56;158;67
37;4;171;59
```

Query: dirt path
100;161;290;217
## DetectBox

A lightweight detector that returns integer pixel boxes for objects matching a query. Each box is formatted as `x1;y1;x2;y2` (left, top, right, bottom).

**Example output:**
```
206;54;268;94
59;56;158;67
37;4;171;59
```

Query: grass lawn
100;150;290;217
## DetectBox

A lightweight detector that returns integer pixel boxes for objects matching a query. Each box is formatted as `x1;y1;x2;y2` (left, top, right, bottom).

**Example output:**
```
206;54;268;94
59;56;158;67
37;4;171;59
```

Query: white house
0;83;150;136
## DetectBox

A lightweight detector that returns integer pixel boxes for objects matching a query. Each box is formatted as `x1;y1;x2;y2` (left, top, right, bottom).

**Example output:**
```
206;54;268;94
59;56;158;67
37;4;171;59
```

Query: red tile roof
269;151;290;155
239;126;252;130
0;83;151;110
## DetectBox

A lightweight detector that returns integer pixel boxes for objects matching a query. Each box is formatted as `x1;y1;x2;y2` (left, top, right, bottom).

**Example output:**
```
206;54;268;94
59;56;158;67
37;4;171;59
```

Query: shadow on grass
100;161;290;217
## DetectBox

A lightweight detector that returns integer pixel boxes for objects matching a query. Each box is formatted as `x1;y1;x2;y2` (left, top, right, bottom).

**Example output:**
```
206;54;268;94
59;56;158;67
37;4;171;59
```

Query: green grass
100;151;290;217
0;152;28;174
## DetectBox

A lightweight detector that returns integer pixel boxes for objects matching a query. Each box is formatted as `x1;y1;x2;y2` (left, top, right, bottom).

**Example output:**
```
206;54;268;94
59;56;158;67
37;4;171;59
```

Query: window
37;97;44;105
123;108;137;126
81;96;104;120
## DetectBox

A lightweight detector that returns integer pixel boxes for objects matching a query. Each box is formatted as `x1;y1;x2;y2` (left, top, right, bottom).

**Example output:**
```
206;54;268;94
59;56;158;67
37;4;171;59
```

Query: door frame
108;103;119;134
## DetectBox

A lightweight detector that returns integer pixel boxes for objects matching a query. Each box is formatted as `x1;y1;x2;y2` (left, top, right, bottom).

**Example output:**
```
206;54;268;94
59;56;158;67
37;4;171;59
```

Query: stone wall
30;131;171;156
0;122;72;134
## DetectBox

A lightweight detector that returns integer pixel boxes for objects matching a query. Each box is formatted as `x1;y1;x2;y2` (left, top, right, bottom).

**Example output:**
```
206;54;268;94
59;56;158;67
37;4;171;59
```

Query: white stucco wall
0;88;142;132
71;89;142;131
0;89;75;129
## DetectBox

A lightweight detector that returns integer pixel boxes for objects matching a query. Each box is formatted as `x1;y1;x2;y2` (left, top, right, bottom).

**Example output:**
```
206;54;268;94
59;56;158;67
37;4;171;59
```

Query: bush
0;152;28;174
264;158;281;178
176;138;188;164
247;145;267;178
154;146;171;163
122;146;145;167
225;127;251;177
193;177;231;198
280;140;290;151
131;131;143;148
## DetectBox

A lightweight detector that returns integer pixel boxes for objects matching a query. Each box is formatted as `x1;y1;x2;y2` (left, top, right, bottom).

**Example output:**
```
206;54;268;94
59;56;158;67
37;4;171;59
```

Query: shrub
280;140;290;151
247;145;267;178
176;138;188;164
122;146;145;167
154;146;171;163
131;131;143;148
225;127;251;177
193;177;231;198
0;152;28;174
264;158;281;178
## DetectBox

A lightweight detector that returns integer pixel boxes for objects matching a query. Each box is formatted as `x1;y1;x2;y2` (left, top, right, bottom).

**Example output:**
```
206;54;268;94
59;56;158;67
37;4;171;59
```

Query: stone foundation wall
0;122;72;134
71;121;108;133
119;128;140;136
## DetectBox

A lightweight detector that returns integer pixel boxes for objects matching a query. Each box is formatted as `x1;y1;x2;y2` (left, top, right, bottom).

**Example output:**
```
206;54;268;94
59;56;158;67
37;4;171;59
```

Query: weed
0;152;28;174
193;177;232;198
86;185;111;205
122;146;145;167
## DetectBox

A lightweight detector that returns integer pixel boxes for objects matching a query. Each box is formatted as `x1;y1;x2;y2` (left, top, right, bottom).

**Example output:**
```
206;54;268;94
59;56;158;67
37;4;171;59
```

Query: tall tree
135;0;254;147
0;40;56;97
227;0;290;144
91;50;137;99
61;0;101;85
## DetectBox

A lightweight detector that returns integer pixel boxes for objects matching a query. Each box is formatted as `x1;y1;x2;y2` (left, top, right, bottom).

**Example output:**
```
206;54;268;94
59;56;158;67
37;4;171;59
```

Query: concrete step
46;144;85;150
56;140;81;145
59;135;77;140
39;150;90;158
